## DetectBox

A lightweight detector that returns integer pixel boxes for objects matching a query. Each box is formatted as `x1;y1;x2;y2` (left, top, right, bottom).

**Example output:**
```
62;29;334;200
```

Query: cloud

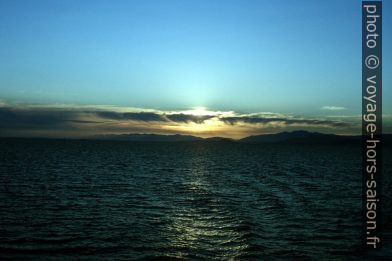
0;101;359;138
0;107;76;129
95;111;214;124
165;113;214;124
219;115;353;128
321;106;347;111
96;111;166;122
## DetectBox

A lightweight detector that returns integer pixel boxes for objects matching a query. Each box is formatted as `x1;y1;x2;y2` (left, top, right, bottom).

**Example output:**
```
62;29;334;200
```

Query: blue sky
0;0;390;137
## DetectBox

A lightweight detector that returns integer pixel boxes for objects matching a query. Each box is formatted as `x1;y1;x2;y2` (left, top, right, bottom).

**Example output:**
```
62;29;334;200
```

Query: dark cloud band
220;116;353;128
0;104;356;137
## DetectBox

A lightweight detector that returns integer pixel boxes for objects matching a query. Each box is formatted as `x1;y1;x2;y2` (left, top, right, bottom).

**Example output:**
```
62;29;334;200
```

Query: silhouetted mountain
240;130;314;143
87;131;392;145
239;130;359;144
204;137;234;142
91;133;203;142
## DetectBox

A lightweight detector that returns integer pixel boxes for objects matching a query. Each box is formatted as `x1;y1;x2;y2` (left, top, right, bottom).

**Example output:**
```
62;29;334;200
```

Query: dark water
0;139;391;260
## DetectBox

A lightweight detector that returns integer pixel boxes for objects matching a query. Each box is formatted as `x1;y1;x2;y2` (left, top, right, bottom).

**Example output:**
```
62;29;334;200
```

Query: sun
181;106;221;117
187;107;209;116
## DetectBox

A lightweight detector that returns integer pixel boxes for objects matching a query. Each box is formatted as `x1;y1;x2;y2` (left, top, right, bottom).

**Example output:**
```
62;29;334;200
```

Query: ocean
0;138;391;260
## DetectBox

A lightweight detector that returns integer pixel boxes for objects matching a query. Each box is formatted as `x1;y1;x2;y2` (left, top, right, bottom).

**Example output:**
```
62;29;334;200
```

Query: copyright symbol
365;55;379;69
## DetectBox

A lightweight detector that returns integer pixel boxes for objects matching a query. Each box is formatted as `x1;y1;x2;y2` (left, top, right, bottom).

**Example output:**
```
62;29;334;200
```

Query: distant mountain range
239;130;358;144
91;133;203;142
90;131;392;145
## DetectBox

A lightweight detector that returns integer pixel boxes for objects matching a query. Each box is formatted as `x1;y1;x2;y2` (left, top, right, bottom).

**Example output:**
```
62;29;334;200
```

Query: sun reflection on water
164;154;250;259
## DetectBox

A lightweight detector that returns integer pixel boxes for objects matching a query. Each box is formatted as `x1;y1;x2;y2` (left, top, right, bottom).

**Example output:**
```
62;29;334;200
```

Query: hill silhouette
90;131;392;145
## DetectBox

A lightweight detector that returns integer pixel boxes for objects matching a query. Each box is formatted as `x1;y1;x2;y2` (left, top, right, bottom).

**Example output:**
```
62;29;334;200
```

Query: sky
0;0;391;138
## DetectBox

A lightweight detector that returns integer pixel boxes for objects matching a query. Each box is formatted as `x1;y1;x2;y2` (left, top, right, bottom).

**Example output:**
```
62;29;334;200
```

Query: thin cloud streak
321;106;347;111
